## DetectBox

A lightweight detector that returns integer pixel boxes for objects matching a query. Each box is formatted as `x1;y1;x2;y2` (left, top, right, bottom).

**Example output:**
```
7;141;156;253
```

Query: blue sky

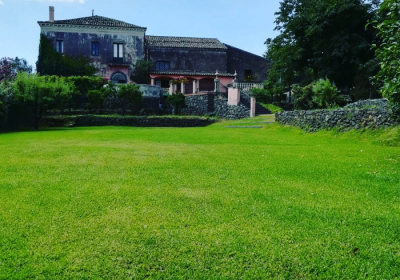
0;0;281;70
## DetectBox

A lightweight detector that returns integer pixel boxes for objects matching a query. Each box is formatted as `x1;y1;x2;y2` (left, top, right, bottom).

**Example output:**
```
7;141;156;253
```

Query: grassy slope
0;119;399;279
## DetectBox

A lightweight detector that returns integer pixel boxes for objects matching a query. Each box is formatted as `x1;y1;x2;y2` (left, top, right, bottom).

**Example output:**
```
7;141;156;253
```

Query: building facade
38;7;270;93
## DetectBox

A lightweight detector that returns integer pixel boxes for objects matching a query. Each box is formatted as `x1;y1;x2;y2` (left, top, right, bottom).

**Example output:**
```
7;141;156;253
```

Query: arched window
111;72;127;84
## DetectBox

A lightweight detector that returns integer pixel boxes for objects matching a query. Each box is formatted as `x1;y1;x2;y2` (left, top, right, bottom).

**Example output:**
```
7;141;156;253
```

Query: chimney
49;6;54;22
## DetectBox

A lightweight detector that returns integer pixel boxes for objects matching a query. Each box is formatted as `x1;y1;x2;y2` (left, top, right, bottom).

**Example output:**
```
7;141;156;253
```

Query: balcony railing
236;83;264;91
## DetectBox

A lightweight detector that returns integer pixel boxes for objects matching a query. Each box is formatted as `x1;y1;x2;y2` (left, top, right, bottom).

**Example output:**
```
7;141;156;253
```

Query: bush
293;83;319;110
87;90;104;112
312;78;340;108
251;88;271;103
167;93;186;115
117;83;143;114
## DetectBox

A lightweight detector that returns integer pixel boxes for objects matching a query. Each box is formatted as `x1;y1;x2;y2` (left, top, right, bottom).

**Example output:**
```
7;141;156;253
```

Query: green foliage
167;93;186;115
374;0;400;115
312;78;340;108
130;60;154;84
259;103;283;114
0;57;32;82
13;73;74;130
244;74;259;82
251;88;272;103
117;83;143;114
293;83;319;110
87;90;104;111
36;34;96;77
265;0;378;95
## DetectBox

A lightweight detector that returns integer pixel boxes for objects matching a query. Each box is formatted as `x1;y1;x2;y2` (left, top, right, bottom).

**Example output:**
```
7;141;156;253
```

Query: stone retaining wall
44;115;216;127
276;99;398;131
181;93;250;119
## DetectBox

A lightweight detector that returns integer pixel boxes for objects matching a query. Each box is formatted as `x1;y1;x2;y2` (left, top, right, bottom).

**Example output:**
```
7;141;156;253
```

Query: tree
265;0;379;97
117;83;143;114
374;0;400;115
13;73;74;130
0;57;32;82
130;60;154;84
36;34;96;77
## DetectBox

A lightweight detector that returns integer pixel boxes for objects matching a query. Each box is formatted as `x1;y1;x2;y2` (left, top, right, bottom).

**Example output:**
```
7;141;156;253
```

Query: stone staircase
239;90;272;115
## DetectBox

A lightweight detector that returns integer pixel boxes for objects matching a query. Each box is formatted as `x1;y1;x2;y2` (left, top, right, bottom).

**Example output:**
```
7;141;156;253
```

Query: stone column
169;80;173;94
192;80;197;94
197;79;200;93
250;96;256;117
214;78;220;93
151;78;155;86
181;82;186;94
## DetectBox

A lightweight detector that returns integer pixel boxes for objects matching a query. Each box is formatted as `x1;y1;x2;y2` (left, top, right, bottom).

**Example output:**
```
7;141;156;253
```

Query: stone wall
181;93;250;119
225;44;270;82
44;115;216;127
276;99;398;131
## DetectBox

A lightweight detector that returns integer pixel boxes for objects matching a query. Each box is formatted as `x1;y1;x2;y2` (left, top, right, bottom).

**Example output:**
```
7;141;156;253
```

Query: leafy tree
265;0;379;97
0;57;32;82
87;90;104;112
117;83;143;114
374;0;400;115
131;60;154;84
36;34;96;77
251;88;272;103
293;83;318;110
167;93;186;115
13;73;74;130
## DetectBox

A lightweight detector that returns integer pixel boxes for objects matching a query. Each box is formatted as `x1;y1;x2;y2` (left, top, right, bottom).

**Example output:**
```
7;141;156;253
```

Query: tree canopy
0;57;32;82
374;0;400;115
265;0;380;98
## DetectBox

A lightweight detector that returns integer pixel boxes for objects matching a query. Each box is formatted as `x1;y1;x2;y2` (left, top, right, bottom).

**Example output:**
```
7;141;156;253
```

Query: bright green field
1;117;399;279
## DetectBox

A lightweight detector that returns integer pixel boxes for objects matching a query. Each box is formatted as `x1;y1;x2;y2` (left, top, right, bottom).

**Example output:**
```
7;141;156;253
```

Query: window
113;43;123;63
56;40;63;53
91;42;99;56
244;69;252;77
111;72;127;84
155;61;170;71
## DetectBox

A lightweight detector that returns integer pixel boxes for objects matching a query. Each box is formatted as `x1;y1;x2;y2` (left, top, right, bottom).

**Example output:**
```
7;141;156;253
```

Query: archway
110;71;127;84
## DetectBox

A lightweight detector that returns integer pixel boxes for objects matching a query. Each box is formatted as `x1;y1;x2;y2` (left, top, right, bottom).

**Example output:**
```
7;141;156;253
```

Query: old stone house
38;6;269;94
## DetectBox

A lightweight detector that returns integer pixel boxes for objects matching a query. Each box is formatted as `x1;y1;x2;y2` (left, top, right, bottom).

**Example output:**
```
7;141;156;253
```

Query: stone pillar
181;82;186;94
214;78;220;93
197;79;200;93
173;84;177;93
192;80;197;94
169;80;173;94
250;96;256;117
151;78;155;86
228;88;240;106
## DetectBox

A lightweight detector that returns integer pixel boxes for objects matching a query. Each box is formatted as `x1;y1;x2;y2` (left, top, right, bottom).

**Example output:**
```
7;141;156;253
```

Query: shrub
293;83;318;110
117;83;143;114
312;78;339;108
167;93;186;115
251;88;272;103
87;90;104;112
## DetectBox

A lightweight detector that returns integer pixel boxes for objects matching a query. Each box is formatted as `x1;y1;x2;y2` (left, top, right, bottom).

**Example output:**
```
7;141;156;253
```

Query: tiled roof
38;15;146;30
146;36;227;50
150;70;234;77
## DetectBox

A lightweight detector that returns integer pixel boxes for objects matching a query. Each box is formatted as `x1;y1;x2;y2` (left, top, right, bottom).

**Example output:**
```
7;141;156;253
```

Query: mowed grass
0;118;399;279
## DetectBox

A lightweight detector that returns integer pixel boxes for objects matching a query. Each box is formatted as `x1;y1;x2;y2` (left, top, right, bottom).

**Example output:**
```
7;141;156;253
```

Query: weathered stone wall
42;28;145;77
44;115;216;127
225;44;270;82
276;99;398;131
147;47;227;72
181;93;250;119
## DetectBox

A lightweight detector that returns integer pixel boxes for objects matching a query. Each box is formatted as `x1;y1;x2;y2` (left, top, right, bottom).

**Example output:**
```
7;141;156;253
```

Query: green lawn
0;118;399;279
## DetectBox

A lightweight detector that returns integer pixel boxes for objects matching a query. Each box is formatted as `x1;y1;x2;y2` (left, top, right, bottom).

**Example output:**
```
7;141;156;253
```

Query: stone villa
38;6;269;94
